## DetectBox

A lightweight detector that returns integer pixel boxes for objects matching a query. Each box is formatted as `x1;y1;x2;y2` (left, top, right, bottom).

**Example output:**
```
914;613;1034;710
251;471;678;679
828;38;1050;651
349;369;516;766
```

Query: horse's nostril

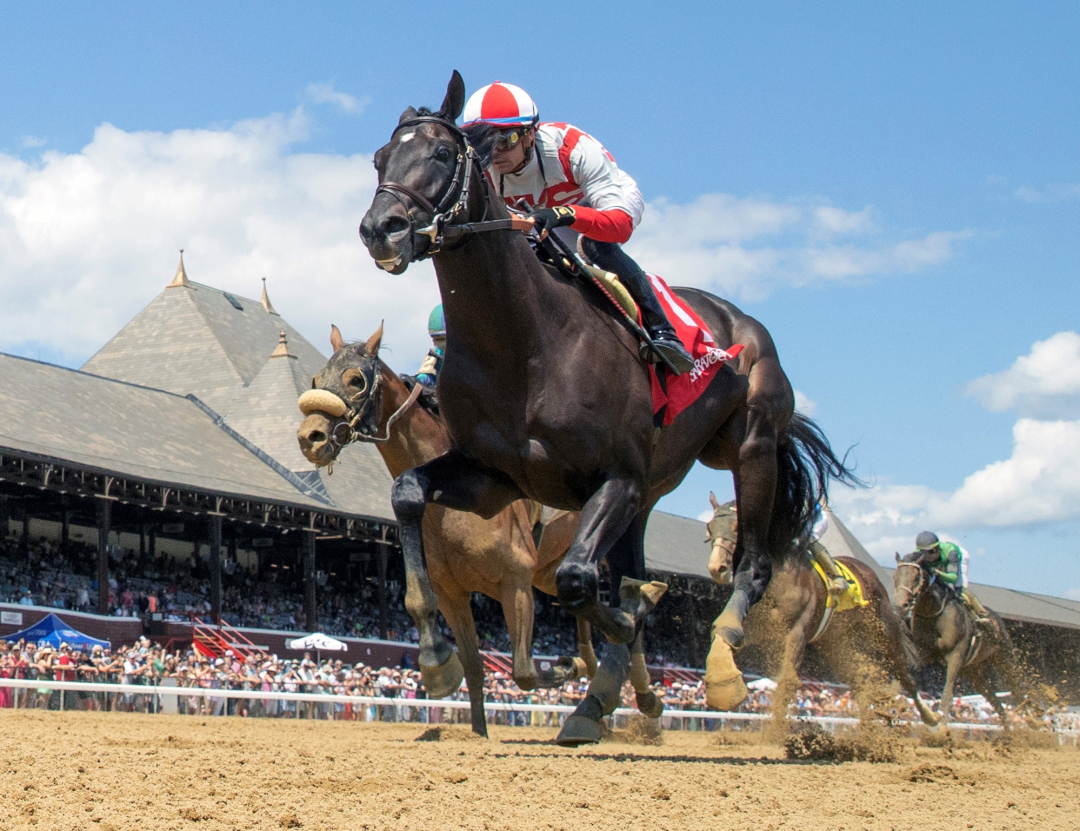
383;215;410;236
309;431;327;445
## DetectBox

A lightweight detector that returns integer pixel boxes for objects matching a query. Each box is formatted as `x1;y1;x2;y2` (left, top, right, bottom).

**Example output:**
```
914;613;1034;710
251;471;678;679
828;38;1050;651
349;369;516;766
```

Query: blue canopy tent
1;613;110;652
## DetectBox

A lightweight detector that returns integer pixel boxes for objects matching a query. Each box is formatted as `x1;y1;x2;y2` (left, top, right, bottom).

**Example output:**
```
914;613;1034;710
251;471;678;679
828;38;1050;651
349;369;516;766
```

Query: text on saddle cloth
811;559;869;612
646;273;744;426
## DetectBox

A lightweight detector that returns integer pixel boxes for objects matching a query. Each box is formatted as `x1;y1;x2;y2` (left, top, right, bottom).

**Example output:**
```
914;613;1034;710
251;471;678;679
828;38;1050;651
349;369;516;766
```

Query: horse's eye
435;146;451;162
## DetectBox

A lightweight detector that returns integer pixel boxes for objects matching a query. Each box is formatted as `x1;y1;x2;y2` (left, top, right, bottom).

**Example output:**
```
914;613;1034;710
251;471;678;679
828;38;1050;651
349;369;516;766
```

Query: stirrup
640;334;695;375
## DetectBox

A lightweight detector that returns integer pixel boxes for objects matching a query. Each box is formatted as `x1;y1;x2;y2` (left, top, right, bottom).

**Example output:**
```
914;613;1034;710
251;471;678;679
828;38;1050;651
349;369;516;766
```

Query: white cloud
0;113;440;368
933;418;1080;526
965;331;1080;418
0;112;971;376
628;194;969;301
793;389;817;416
1068;589;1080;602
1015;183;1080;204
304;83;369;114
20;136;47;149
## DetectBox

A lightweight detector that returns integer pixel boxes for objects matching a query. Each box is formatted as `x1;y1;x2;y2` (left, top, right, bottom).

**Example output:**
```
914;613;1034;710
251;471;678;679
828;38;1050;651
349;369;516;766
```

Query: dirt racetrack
0;710;1076;831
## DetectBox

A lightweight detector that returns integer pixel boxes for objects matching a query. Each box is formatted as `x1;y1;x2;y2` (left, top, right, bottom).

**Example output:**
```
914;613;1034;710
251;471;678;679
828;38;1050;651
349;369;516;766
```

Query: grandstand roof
641;505;1080;631
78;260;394;521
0;351;329;510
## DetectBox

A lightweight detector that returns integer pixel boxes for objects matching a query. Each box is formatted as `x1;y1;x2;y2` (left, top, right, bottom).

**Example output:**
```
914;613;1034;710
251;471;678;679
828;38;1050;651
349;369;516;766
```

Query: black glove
529;205;576;237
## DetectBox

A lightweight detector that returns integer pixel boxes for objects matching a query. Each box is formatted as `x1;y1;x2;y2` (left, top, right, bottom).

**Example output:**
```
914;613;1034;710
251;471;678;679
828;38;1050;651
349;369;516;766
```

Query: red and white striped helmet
462;81;539;128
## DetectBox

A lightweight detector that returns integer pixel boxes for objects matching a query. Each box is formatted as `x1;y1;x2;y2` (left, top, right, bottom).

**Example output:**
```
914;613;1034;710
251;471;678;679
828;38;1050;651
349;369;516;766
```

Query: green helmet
915;531;940;551
427;304;445;339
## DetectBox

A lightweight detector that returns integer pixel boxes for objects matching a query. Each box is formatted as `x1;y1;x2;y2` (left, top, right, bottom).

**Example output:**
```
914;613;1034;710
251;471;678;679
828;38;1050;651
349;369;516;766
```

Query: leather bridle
373;116;480;260
372;115;528;268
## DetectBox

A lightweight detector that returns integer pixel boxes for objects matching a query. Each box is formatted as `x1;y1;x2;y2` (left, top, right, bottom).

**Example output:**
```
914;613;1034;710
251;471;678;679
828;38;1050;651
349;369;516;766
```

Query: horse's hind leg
965;664;1009;725
437;588;489;737
392;450;523;698
705;411;780;710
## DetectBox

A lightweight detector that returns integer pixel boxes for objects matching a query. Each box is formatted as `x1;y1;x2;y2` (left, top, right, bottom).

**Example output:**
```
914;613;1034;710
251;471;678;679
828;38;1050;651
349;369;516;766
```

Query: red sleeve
569;206;634;244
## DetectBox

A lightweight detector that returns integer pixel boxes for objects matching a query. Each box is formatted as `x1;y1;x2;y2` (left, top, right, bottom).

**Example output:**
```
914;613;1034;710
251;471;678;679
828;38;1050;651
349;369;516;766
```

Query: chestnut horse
707;497;937;726
357;72;855;744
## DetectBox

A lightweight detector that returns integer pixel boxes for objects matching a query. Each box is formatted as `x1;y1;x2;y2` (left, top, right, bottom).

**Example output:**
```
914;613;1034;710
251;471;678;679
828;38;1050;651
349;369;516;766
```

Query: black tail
769;413;862;555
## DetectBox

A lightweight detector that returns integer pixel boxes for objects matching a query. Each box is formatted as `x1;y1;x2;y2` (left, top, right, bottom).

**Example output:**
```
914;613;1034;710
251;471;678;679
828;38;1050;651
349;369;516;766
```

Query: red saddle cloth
647;274;743;426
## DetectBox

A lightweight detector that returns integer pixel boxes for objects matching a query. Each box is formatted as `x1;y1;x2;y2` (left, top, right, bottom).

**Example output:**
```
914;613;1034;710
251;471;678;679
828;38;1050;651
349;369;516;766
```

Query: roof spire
167;249;190;289
261;277;279;315
270;329;294;359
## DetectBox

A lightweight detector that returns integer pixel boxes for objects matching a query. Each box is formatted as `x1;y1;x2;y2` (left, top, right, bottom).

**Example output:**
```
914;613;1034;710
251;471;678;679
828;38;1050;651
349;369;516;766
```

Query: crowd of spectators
0;528;690;666
3;528;1076;735
2;634;1049;731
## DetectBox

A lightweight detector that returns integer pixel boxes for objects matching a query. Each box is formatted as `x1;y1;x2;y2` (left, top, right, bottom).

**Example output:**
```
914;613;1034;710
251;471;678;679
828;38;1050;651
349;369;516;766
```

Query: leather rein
373;116;530;261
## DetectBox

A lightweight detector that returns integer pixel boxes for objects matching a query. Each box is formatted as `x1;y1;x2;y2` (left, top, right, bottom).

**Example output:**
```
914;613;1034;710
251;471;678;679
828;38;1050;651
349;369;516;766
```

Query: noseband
298;360;422;463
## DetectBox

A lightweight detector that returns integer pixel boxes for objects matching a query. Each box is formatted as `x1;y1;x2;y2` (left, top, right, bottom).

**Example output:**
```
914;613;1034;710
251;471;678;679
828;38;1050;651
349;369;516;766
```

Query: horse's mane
463;123;497;167
898;549;923;564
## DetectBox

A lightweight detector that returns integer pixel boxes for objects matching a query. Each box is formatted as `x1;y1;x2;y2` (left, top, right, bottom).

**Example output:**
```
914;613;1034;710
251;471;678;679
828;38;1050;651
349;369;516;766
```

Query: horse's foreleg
436;589;488;737
879;605;938;726
392;450;523;698
936;648;966;729
554;478;650;645
501;582;541;691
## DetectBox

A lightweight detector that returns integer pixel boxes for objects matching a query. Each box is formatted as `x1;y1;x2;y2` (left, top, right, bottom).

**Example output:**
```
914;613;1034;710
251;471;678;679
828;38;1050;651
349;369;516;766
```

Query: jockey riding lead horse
358;72;856;745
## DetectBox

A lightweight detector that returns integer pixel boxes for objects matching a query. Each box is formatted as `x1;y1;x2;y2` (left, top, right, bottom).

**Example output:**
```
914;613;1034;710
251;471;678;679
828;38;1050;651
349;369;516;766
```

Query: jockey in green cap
915;531;991;624
415;304;445;392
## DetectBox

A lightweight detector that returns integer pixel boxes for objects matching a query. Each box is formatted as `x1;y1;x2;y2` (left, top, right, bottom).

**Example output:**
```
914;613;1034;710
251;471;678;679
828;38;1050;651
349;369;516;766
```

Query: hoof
705;637;747;711
556;714;603;747
636;690;664;719
571;656;590;679
419;651;464;699
619;577;669;614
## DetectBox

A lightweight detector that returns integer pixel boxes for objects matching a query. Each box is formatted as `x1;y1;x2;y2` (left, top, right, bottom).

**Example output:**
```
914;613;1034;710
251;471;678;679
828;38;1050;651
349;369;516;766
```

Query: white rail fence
3;678;1075;742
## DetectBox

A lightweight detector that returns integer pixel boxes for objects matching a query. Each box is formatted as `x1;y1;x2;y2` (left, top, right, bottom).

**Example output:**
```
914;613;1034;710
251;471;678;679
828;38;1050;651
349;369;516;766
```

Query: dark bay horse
894;550;1025;727
294;323;603;736
358;72;855;744
707;497;938;726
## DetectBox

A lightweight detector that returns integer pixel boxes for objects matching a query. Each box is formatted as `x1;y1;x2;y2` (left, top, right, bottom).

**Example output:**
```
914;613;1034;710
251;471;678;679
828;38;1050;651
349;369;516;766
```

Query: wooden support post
20;508;29;556
96;498;111;614
209;515;222;625
0;493;8;537
60;499;70;555
303;530;317;632
377;536;389;641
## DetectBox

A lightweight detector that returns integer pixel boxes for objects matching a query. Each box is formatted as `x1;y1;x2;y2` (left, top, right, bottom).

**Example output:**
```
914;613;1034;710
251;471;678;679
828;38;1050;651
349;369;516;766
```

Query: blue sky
2;3;1078;597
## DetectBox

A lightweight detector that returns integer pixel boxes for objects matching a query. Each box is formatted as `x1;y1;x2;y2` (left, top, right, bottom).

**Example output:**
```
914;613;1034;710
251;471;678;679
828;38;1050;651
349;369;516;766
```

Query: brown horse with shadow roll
894;549;1027;727
707;497;938;726
356;71;857;745
296;323;667;735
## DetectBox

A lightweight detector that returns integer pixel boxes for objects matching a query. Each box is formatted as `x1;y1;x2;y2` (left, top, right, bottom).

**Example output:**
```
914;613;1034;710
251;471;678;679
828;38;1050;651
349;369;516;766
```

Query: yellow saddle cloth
812;559;869;612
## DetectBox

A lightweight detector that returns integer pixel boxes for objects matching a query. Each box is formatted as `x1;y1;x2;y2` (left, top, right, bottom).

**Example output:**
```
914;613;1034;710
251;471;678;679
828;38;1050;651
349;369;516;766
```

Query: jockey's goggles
493;128;527;150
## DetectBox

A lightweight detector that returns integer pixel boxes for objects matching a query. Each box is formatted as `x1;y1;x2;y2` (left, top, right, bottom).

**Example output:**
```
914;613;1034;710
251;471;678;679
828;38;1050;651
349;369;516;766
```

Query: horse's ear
398;106;418;126
440;71;465;121
364;321;384;358
330;324;345;353
709;492;720;511
894;552;901;563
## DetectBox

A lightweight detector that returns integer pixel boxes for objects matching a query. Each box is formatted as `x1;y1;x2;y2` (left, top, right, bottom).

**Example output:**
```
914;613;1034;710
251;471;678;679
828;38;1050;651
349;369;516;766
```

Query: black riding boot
580;239;695;374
